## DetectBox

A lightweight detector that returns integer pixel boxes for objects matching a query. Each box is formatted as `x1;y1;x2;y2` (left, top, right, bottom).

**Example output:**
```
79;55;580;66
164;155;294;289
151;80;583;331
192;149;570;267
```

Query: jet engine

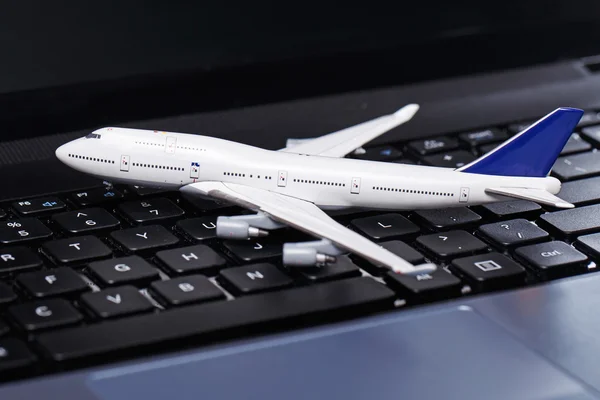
283;239;345;267
216;213;284;240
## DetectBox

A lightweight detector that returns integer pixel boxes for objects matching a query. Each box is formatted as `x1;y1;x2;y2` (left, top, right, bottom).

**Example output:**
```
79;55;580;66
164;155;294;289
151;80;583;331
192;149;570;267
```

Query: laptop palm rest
86;305;595;400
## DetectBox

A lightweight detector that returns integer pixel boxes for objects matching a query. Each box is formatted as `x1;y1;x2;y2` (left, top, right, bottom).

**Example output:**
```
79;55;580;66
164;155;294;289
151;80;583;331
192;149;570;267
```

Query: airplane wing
485;187;574;208
180;181;436;275
279;104;419;158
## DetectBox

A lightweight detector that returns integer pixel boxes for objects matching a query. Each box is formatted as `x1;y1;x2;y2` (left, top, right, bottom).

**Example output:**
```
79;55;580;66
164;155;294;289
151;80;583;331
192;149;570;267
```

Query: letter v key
106;294;121;304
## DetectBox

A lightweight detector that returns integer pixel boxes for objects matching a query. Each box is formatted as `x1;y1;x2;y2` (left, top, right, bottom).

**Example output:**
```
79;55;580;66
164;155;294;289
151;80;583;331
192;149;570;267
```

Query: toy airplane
55;105;583;276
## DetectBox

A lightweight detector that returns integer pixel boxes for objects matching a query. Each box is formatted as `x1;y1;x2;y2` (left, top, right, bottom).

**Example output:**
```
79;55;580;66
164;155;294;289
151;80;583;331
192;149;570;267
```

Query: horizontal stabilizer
485;187;574;208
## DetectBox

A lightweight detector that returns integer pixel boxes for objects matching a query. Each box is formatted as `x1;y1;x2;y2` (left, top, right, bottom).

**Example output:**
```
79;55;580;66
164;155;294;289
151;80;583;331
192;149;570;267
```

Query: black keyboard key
479;200;542;220
412;207;482;230
581;125;600;146
351;213;419;240
507;120;534;135
0;246;43;274
479;143;499;155
352;145;402;162
156;245;227;276
392;159;417;165
222;240;282;263
71;187;124;206
458;128;508;147
37;277;394;362
421;150;476;168
552;152;600;181
52;208;120;234
407;136;459;156
295;255;361;282
17;267;89;298
0;339;36;373
87;256;160;287
538;204;600;239
176;216;218;241
561;133;592;155
0;320;8;336
451;253;526;291
386;268;462;302
219;263;293;295
0;219;52;244
118;198;184;224
577;112;600;127
8;299;83;332
515;241;588;278
110;225;179;254
12;196;66;216
81;286;155;319
380;241;425;264
0;283;17;306
149;275;225;307
356;240;425;276
477;219;549;248
575;233;600;258
416;230;488;260
183;195;232;212
0;209;6;219
558;177;600;206
129;185;170;196
42;236;112;265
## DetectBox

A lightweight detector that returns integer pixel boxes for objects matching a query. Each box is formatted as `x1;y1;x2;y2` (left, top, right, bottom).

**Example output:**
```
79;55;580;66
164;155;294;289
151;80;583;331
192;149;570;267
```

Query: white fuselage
55;127;561;210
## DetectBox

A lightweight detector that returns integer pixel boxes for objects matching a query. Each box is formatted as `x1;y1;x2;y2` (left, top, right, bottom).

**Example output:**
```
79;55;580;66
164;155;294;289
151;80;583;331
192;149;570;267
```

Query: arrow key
351;213;419;240
81;285;155;319
52;208;120;234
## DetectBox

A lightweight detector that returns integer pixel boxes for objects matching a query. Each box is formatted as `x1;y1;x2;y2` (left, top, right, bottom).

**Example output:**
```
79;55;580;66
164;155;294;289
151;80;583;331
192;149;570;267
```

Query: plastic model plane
55;105;583;276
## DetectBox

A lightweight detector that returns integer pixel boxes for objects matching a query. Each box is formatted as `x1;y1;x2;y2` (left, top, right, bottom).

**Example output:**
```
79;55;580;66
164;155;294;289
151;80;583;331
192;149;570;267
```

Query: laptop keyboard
2;111;600;381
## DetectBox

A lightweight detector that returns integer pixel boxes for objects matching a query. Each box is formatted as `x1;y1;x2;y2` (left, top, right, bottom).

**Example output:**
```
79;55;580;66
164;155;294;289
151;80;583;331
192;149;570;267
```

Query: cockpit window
85;133;102;139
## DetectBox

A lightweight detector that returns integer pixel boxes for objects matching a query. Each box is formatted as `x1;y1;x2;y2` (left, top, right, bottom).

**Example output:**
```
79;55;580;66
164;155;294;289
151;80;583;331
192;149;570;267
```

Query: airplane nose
55;143;69;164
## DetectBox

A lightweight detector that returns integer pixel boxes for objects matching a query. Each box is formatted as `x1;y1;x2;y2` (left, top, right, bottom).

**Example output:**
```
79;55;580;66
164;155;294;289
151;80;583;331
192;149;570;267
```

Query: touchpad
86;306;594;400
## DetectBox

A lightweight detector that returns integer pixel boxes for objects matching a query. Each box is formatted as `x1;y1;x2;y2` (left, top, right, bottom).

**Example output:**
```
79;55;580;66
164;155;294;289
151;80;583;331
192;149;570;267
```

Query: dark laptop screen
1;2;600;137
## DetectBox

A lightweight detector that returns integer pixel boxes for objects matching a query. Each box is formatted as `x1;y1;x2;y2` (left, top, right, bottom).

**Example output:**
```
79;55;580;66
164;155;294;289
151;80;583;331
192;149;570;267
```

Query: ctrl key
0;339;36;374
385;268;463;303
515;241;588;278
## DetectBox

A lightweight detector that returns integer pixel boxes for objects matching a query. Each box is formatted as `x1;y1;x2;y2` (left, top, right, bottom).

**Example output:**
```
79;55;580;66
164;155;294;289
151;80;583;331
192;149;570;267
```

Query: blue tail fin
456;107;584;177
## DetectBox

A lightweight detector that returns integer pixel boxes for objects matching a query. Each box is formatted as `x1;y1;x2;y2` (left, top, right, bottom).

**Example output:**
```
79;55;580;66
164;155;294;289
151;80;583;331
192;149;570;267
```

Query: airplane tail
456;107;584;177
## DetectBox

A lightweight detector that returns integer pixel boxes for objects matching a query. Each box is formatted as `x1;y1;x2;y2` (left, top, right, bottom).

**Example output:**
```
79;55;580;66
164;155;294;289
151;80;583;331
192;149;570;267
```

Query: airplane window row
133;162;184;171
68;154;115;164
223;172;272;179
372;186;454;196
135;141;164;147
135;141;206;152
293;179;346;187
178;146;205;151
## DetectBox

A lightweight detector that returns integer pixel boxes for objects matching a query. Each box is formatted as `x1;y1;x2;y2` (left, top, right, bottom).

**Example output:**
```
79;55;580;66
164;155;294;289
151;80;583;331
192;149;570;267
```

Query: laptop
3;3;600;399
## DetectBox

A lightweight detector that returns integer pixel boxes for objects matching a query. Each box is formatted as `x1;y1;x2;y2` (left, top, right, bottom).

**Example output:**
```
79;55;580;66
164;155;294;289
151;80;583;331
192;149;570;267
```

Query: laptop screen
2;2;600;137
